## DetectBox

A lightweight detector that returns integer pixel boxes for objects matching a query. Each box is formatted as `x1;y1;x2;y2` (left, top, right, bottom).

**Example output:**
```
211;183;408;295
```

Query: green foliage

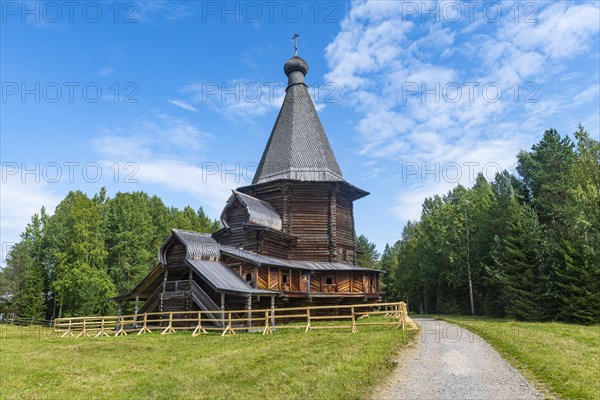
1;189;221;319
391;126;600;323
355;234;380;269
47;191;115;317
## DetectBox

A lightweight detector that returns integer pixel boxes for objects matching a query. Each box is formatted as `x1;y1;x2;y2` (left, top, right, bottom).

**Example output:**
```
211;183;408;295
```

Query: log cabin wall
336;191;356;264
288;184;331;261
240;182;360;264
166;240;187;266
259;231;292;260
217;198;259;251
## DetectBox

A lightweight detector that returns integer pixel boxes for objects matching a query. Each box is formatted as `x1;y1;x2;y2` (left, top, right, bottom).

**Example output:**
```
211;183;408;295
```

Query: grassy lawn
438;316;600;400
0;323;411;400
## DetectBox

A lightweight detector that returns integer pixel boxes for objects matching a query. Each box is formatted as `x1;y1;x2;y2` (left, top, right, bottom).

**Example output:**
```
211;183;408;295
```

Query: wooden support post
161;312;175;334
247;296;252;332
134;295;139;324
305;308;311;333
270;296;275;328
222;311;235;336
192;311;207;336
95;317;109;337
116;303;122;330
307;273;311;296
115;303;123;335
76;317;90;338
400;302;407;338
351;306;357;333
115;314;128;337
138;313;152;335
61;319;74;338
262;310;272;335
220;293;226;329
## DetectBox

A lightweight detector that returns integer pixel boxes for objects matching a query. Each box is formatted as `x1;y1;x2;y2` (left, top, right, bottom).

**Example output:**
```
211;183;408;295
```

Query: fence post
138;313;151;335
262;310;272;335
161;312;175;334
222;310;235;336
401;302;407;338
192;311;206;336
351;306;357;333
305;308;311;333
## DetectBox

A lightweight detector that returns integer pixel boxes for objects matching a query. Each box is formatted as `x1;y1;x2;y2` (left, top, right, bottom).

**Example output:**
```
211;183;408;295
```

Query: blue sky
1;0;599;260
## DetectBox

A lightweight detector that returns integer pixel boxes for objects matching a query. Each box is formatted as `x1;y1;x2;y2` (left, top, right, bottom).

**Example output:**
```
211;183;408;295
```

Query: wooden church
114;50;382;315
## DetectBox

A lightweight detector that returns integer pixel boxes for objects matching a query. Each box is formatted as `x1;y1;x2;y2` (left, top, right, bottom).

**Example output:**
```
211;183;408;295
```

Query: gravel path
372;318;545;400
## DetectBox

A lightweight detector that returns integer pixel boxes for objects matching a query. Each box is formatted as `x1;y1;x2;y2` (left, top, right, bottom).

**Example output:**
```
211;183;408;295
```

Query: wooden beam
134;295;139;323
247;296;252;332
270;296;275;328
220;293;226;329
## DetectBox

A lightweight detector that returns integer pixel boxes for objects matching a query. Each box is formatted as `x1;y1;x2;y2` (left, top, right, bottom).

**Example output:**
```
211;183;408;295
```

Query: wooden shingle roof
158;229;220;264
252;56;344;185
221;190;282;231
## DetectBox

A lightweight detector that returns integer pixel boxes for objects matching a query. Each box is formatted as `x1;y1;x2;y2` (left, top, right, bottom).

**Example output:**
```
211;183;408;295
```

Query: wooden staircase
137;277;240;327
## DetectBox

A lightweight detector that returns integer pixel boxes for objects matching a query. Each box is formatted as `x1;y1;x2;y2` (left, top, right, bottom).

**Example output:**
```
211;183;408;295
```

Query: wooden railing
164;280;190;293
53;301;418;338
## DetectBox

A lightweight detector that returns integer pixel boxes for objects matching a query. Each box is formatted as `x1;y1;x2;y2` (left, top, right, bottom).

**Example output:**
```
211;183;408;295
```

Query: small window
282;275;287;284
245;273;252;282
326;277;333;285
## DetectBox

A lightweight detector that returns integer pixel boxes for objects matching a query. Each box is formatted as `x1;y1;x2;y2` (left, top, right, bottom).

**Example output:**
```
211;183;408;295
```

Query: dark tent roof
252;56;344;185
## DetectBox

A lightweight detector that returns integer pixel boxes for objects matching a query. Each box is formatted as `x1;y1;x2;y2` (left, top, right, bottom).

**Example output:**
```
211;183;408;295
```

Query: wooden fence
53;301;419;338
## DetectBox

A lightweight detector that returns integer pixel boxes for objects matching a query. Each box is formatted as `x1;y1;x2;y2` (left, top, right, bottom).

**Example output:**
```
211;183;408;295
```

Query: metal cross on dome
292;33;299;56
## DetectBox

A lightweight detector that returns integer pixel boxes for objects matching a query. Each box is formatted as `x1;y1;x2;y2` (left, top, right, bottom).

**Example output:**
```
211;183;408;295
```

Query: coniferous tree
355;234;380;270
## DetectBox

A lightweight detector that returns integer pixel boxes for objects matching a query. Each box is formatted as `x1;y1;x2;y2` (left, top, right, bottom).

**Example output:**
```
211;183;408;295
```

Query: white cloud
90;113;239;216
99;66;115;77
324;0;600;226
168;99;198;112
184;80;285;122
91;113;211;158
503;2;600;60
0;167;61;263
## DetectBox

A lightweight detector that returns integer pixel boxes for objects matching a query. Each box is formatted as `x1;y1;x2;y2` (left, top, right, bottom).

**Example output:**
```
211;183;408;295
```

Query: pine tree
379;243;399;301
355;234;380;269
498;204;546;321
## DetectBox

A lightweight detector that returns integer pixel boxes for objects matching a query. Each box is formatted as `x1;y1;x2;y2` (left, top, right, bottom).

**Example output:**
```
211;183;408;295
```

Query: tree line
0;189;220;319
380;126;599;324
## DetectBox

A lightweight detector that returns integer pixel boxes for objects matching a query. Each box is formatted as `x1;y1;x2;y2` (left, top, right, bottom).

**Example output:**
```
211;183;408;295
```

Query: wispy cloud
324;0;600;225
168;99;198;112
0;166;62;263
90;113;236;215
183;80;285;122
99;66;115;77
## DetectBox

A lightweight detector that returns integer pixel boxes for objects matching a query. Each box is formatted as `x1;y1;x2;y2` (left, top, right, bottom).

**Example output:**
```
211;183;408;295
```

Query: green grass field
438;316;600;400
0;324;410;400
